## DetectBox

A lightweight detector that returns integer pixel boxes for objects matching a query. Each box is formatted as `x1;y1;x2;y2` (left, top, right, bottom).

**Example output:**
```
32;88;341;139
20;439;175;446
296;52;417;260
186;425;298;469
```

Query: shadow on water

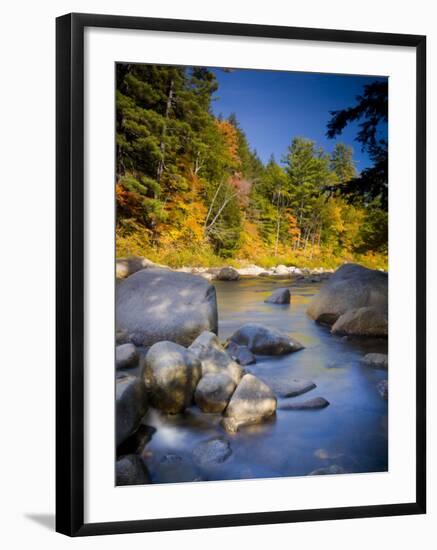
142;277;388;484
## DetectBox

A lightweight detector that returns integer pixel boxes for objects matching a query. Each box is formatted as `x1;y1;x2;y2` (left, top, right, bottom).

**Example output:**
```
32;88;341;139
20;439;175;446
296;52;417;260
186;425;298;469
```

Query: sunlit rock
116;268;218;347
194;372;236;413
144;341;201;414
223;374;276;433
307;263;387;326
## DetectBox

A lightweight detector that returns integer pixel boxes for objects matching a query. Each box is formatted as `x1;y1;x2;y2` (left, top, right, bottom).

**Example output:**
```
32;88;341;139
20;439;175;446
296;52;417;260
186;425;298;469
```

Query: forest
115;64;388;270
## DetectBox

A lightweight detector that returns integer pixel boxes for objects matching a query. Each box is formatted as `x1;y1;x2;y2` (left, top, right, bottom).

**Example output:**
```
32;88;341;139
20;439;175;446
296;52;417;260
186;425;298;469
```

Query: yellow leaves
215;119;241;169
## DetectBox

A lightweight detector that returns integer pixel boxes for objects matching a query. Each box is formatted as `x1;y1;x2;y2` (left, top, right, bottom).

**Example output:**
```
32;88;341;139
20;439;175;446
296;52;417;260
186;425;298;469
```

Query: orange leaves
215;119;241;169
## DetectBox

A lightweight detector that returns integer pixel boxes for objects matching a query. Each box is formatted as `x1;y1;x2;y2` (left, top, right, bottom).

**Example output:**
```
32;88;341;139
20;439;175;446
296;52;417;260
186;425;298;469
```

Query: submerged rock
116;374;148;446
117;424;156;456
377;379;388;399
216;266;240;281
265;287;291;304
116;268;218;347
223;374;277;433
194;372;236;413
226;341;256;366
116;454;151;485
279;396;329;410
307;263;388;326
144;341;201;414
309;464;345;475
229;323;304;355
331;306;388;337
363;353;388;369
193;438;232;466
116;343;139;370
189;331;244;384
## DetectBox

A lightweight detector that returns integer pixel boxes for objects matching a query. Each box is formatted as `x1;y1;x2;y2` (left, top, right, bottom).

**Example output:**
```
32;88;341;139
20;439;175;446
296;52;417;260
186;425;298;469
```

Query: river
141;276;388;483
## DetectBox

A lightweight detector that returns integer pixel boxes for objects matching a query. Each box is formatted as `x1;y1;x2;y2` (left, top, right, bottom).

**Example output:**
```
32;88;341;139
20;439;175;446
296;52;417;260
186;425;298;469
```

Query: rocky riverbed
115;261;388;485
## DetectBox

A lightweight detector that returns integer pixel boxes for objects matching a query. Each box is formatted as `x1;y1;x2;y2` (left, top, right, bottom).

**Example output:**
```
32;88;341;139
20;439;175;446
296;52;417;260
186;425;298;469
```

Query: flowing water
141;277;388;483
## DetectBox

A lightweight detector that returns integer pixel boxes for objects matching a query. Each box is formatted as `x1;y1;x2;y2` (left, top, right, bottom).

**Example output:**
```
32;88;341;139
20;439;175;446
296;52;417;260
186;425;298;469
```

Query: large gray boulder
223;374;277;433
331;306;388;337
194;372;236;413
116;343;139;370
265;287;291;304
216;266;240;281
189;331;244;384
116;454;150;485
116;268;218;347
116;374;148;446
229;323;304;355
143;341;201;414
307;263;388;326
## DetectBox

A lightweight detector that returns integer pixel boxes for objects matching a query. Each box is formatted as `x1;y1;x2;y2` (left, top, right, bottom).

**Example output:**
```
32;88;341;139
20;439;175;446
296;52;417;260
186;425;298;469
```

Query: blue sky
210;68;388;173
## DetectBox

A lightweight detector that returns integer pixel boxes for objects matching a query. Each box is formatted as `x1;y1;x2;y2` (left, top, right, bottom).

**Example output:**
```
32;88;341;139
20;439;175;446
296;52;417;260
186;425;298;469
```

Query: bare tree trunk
274;199;281;257
157;77;174;182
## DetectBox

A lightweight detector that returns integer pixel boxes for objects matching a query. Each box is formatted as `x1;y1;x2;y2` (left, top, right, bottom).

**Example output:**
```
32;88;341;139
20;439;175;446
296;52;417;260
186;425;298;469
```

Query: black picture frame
56;12;426;537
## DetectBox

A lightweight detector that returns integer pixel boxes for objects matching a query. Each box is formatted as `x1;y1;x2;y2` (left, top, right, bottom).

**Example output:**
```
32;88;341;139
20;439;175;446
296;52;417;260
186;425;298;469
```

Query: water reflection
143;277;388;483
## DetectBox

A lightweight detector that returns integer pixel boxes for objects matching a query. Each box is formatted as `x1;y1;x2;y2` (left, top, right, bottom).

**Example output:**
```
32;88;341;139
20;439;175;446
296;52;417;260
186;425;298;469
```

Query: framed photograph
56;13;426;536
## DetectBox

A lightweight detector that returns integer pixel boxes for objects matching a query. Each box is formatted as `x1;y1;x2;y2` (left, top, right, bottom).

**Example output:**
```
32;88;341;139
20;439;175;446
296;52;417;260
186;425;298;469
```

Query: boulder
265;287;291;304
226;341;256;366
307;263;388;326
116;256;160;279
258;376;316;398
144;341;201;414
377;379;388;399
279;396;329;410
116;268;218;347
216;266;240;281
117;424;156;456
223;374;277;433
115;328;130;345
309;465;345;475
116;455;151;485
363;353;388;369
189;331;244;384
331;306;388;337
194;372;236;413
236;264;265;276
116;343;139;370
193;438;232;466
229;323;304;355
274;264;290;276
116;374;148;446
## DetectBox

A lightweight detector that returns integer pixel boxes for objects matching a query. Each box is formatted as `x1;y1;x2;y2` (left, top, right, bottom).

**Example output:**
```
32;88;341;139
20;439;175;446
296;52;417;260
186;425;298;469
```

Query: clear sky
210;68;388;173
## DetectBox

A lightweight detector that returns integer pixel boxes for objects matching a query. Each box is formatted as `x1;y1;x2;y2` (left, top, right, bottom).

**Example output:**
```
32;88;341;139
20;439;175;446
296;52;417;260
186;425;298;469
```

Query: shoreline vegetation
116;65;388;273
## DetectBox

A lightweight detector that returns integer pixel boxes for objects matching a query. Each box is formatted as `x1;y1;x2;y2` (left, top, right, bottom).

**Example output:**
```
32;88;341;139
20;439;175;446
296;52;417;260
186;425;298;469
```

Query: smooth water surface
142;277;388;483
